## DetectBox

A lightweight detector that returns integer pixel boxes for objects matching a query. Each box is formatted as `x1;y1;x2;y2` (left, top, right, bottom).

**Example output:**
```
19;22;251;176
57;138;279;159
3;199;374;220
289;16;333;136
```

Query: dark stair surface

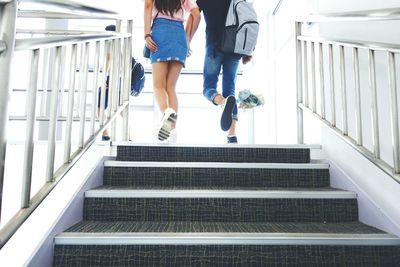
53;145;400;266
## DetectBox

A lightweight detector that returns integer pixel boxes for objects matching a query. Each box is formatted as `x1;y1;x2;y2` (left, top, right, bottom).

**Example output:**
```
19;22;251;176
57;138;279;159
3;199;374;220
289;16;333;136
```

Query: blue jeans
203;43;241;120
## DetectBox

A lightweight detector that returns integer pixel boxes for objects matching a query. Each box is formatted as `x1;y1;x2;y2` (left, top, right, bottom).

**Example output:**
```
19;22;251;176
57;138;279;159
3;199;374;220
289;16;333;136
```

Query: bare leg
166;61;183;113
213;94;225;105
228;120;237;136
152;62;169;113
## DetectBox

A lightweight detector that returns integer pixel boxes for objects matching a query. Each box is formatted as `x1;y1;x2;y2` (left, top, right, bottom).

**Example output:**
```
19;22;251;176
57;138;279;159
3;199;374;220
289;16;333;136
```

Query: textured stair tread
116;145;311;163
91;186;343;191
65;221;384;234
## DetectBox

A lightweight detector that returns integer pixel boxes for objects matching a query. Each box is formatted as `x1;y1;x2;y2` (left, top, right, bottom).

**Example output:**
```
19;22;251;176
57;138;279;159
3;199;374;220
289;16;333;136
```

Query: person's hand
242;55;252;65
145;35;157;52
187;39;193;57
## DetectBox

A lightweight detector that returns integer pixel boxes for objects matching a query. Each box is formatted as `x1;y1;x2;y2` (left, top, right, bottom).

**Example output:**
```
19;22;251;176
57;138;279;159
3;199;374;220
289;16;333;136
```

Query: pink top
152;0;197;22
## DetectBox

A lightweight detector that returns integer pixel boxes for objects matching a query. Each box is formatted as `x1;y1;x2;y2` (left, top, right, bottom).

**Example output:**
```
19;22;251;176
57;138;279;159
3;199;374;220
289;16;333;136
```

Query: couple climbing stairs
53;144;400;266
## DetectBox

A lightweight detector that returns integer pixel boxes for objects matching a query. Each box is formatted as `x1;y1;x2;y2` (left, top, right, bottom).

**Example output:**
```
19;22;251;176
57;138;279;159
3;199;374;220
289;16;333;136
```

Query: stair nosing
112;142;322;149
55;232;400;246
104;161;329;169
84;189;356;199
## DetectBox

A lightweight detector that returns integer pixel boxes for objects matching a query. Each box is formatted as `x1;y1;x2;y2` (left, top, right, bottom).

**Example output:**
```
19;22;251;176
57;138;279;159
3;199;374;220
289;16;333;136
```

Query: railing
0;0;133;247
295;9;400;182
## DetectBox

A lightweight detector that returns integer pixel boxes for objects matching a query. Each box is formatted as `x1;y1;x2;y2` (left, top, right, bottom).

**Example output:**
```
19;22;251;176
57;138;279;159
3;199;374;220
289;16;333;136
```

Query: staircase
53;144;400;266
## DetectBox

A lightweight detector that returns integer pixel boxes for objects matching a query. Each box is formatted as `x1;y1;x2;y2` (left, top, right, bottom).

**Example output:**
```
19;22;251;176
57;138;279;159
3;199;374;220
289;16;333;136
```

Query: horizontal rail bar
16;29;105;35
15;33;130;51
19;0;118;15
297;8;400;23
298;36;400;54
9;116;101;122
17;10;130;20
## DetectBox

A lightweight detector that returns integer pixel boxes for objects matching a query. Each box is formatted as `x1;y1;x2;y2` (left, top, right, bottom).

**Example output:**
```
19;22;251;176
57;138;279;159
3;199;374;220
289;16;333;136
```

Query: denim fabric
203;43;241;119
150;18;188;67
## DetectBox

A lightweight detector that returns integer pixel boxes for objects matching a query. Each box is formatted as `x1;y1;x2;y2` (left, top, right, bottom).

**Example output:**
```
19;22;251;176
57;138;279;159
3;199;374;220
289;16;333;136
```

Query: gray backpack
220;0;259;56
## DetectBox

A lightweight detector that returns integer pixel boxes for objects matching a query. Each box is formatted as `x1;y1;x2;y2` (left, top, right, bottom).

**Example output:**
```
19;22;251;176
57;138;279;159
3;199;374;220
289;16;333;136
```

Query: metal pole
99;40;109;126
339;45;348;136
353;47;362;146
388;52;400;173
78;42;89;148
328;44;336;127
21;49;40;208
90;41;100;136
303;40;309;108
0;0;18;222
311;41;316;113
122;20;133;141
319;43;326;119
45;46;62;182
368;50;380;158
64;44;77;163
295;22;304;144
39;48;50;116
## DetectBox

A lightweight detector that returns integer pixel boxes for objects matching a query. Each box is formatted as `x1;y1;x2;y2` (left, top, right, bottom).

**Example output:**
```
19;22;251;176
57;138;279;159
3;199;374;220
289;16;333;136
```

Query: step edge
84;190;356;199
104;161;330;169
112;142;322;149
55;232;400;246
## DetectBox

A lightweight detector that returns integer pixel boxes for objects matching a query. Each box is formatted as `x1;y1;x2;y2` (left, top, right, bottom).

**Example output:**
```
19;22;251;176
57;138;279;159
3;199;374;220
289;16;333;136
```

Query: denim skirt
150;18;188;67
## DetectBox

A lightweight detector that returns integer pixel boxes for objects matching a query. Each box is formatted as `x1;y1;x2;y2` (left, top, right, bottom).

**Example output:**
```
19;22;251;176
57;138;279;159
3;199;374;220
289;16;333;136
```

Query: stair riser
116;146;311;163
83;198;358;223
104;167;330;188
53;245;400;267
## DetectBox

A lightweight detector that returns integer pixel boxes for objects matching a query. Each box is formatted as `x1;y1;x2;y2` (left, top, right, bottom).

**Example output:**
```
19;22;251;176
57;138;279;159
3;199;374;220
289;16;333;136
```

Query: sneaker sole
158;113;176;141
221;96;235;131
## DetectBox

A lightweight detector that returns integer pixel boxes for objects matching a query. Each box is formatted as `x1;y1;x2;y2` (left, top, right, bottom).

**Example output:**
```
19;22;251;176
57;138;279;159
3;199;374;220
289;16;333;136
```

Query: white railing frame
0;0;133;248
295;8;400;182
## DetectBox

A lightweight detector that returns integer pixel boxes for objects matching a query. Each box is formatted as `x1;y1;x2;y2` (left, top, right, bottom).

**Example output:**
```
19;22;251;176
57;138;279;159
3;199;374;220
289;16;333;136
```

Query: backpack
131;57;145;97
220;0;259;56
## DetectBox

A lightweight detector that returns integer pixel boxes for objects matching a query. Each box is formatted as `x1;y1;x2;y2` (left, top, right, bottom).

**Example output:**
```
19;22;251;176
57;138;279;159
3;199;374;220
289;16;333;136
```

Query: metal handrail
15;32;130;50
298;8;400;22
295;9;400;181
18;10;128;20
0;0;134;248
18;0;118;15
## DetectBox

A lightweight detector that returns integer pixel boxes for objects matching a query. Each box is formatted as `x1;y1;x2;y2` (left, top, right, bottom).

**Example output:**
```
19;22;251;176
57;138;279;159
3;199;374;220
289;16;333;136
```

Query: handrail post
318;43;326;119
21;49;40;208
328;44;336;127
0;0;18;222
45;46;62;182
353;47;362;146
368;50;380;158
339;45;348;136
122;19;133;141
295;21;304;144
388;52;400;173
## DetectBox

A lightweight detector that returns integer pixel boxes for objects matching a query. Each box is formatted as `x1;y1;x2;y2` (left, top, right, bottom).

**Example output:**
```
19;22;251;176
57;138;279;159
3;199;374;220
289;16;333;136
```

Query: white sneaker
168;129;177;143
158;108;177;141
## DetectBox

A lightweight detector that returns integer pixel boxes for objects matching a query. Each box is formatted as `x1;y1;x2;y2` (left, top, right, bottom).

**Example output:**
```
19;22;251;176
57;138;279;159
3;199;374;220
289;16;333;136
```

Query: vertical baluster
99;40;109;126
90;41;101;136
295;22;303;144
303;40;309;108
319;43;326;119
122;20;134;141
339;45;348;135
46;46;62;182
40;48;50;116
78;42;90;148
0;0;17;220
311;41;317;113
111;34;121;141
21;49;40;208
368;50;380;158
58;47;67;117
353;47;362;145
76;44;84;118
329;44;336;127
64;44;78;163
107;40;115;120
388;52;400;173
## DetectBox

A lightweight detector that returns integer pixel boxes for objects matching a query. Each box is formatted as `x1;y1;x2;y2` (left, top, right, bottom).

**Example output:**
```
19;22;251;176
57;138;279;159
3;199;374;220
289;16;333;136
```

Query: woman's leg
152;62;169;113
166;61;183;113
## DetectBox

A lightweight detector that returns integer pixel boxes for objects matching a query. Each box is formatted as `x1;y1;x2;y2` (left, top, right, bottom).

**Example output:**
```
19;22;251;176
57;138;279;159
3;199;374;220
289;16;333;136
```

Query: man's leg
203;44;223;105
222;55;241;139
